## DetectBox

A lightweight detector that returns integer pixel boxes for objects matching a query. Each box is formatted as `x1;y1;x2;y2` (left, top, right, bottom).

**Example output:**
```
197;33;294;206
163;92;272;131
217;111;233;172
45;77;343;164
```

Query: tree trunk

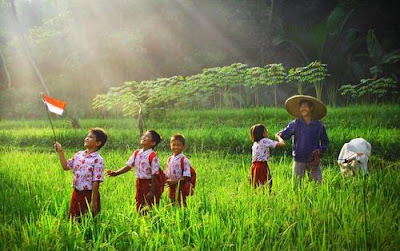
297;82;303;95
269;0;274;26
0;50;11;88
10;0;50;94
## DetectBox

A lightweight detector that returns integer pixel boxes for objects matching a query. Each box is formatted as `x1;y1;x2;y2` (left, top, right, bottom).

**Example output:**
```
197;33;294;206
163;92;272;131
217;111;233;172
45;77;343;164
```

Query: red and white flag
42;93;66;115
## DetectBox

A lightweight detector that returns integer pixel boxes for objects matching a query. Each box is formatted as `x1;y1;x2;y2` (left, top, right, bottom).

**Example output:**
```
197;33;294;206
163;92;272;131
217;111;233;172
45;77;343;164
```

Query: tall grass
0;105;399;249
0;150;399;249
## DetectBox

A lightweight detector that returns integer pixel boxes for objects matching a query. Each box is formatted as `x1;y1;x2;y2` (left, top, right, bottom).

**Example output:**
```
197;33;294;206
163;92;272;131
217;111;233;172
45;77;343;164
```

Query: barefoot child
54;128;108;219
166;134;192;206
250;124;285;190
107;130;163;212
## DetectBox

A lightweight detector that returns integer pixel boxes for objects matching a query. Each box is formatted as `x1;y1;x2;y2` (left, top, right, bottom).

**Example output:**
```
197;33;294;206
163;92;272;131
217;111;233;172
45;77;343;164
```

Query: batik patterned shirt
67;151;104;191
166;153;191;181
126;148;160;179
252;138;278;162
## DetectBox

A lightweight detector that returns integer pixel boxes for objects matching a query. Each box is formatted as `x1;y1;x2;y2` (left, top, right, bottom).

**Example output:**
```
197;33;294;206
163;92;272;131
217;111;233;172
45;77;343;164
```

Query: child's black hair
90;128;108;150
250;124;266;142
148;130;162;147
170;134;185;146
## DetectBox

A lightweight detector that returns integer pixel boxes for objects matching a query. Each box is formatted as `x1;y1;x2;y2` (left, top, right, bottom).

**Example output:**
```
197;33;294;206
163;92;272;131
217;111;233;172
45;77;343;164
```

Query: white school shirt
166;153;191;181
126;148;160;179
252;138;278;162
67;151;104;191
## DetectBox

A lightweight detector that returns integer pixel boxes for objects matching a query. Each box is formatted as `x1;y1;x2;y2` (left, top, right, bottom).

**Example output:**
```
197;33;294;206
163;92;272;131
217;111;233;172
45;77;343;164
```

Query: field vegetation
0;105;399;249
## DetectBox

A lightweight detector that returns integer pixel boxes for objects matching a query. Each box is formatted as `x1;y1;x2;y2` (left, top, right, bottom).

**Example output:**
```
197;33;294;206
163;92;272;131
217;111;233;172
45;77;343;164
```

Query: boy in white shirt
166;134;192;206
54;128;107;219
107;130;163;213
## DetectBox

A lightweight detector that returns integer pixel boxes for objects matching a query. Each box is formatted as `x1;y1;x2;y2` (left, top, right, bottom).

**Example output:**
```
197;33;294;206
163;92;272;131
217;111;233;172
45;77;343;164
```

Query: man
278;95;329;183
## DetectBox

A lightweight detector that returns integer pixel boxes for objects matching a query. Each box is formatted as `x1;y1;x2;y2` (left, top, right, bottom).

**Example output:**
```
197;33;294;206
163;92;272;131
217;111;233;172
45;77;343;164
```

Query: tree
276;4;358;104
287;61;328;100
9;0;50;94
265;63;286;107
356;29;400;79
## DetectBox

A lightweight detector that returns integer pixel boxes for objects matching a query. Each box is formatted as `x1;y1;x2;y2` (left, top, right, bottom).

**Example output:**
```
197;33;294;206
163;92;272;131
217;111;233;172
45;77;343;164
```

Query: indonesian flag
42;93;66;115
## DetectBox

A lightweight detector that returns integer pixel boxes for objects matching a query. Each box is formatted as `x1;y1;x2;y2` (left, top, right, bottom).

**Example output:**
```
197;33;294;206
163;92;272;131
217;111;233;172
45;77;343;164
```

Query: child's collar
84;149;98;157
173;152;184;158
141;147;153;153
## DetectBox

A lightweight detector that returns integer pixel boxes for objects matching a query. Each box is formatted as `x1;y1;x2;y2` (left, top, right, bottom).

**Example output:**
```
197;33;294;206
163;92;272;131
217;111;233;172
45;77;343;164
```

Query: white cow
337;138;372;178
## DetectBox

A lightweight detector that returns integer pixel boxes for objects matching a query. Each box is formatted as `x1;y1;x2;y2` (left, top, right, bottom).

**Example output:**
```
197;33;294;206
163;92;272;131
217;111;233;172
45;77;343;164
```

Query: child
250;124;285;190
166;134;192;206
107;130;162;212
54;128;108;219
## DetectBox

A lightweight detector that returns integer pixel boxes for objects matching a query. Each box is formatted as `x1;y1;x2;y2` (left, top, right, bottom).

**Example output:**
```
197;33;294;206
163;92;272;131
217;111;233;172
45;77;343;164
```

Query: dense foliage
0;0;399;119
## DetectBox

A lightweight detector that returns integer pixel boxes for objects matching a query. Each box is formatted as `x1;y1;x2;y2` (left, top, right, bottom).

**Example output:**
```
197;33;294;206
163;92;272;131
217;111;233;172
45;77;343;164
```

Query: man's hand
312;149;320;168
312;149;320;156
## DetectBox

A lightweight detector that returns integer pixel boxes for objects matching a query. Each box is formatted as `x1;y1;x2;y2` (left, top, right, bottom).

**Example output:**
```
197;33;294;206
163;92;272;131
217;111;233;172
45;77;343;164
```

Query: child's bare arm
107;165;132;177
54;141;69;170
274;134;285;148
90;181;100;215
145;174;158;201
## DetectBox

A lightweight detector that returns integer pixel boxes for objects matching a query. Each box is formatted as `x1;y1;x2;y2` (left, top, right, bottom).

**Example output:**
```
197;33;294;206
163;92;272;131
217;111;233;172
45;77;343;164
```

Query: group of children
54;129;196;218
54;124;286;219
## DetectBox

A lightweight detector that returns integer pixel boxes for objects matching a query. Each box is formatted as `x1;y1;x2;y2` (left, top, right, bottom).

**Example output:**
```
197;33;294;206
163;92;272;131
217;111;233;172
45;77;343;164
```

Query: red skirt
69;189;100;218
251;161;272;189
168;181;190;206
136;179;161;212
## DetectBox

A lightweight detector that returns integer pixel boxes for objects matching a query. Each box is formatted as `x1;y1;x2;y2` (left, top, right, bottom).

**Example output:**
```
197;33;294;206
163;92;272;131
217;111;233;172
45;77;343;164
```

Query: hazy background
0;0;399;118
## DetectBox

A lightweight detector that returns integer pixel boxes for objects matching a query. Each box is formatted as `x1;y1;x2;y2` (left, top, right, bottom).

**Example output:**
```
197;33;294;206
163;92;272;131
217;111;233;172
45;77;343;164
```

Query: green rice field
0;105;399;250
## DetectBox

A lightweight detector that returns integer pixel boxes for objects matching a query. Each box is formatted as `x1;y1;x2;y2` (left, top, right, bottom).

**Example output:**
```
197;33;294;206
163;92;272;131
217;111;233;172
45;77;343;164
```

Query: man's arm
279;120;296;141
275;134;285;148
319;125;329;154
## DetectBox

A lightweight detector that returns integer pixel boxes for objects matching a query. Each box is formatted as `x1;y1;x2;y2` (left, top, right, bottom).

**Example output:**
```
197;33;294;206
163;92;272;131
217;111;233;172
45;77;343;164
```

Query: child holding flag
54;128;108;219
107;130;164;213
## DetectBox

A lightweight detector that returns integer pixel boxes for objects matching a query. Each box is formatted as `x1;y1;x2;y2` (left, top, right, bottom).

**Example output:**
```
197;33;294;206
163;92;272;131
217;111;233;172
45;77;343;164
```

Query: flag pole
44;102;57;142
41;93;57;142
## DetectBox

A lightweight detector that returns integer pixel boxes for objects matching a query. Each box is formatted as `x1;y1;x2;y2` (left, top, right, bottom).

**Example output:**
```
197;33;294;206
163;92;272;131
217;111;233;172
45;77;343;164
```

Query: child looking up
54;128;108;219
250;124;285;190
166;134;192;206
107;130;162;213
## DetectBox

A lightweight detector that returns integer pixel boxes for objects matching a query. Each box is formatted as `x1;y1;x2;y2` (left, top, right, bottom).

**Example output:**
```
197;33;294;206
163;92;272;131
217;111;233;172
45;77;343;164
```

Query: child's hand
106;170;117;177
54;141;63;153
145;191;154;203
90;201;100;216
166;179;178;186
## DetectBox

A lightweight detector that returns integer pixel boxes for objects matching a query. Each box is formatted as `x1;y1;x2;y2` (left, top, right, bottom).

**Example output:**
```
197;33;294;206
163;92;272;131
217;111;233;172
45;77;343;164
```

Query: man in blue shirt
279;95;329;183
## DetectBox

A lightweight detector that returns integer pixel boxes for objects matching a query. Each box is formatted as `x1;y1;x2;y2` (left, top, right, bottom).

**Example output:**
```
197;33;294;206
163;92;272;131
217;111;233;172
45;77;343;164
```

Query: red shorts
168;181;190;206
251;161;272;188
136;179;161;212
69;189;100;218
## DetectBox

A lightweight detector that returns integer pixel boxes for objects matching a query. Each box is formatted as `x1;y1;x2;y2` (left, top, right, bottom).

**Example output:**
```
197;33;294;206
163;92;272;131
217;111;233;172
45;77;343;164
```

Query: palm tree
276;4;360;105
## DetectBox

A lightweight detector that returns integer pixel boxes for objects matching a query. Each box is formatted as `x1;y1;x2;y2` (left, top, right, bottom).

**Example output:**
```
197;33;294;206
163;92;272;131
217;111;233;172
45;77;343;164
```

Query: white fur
338;138;371;178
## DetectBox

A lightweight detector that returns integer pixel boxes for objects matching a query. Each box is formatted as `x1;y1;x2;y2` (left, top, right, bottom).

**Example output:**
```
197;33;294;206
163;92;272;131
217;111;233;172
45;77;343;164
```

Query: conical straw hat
284;95;327;120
